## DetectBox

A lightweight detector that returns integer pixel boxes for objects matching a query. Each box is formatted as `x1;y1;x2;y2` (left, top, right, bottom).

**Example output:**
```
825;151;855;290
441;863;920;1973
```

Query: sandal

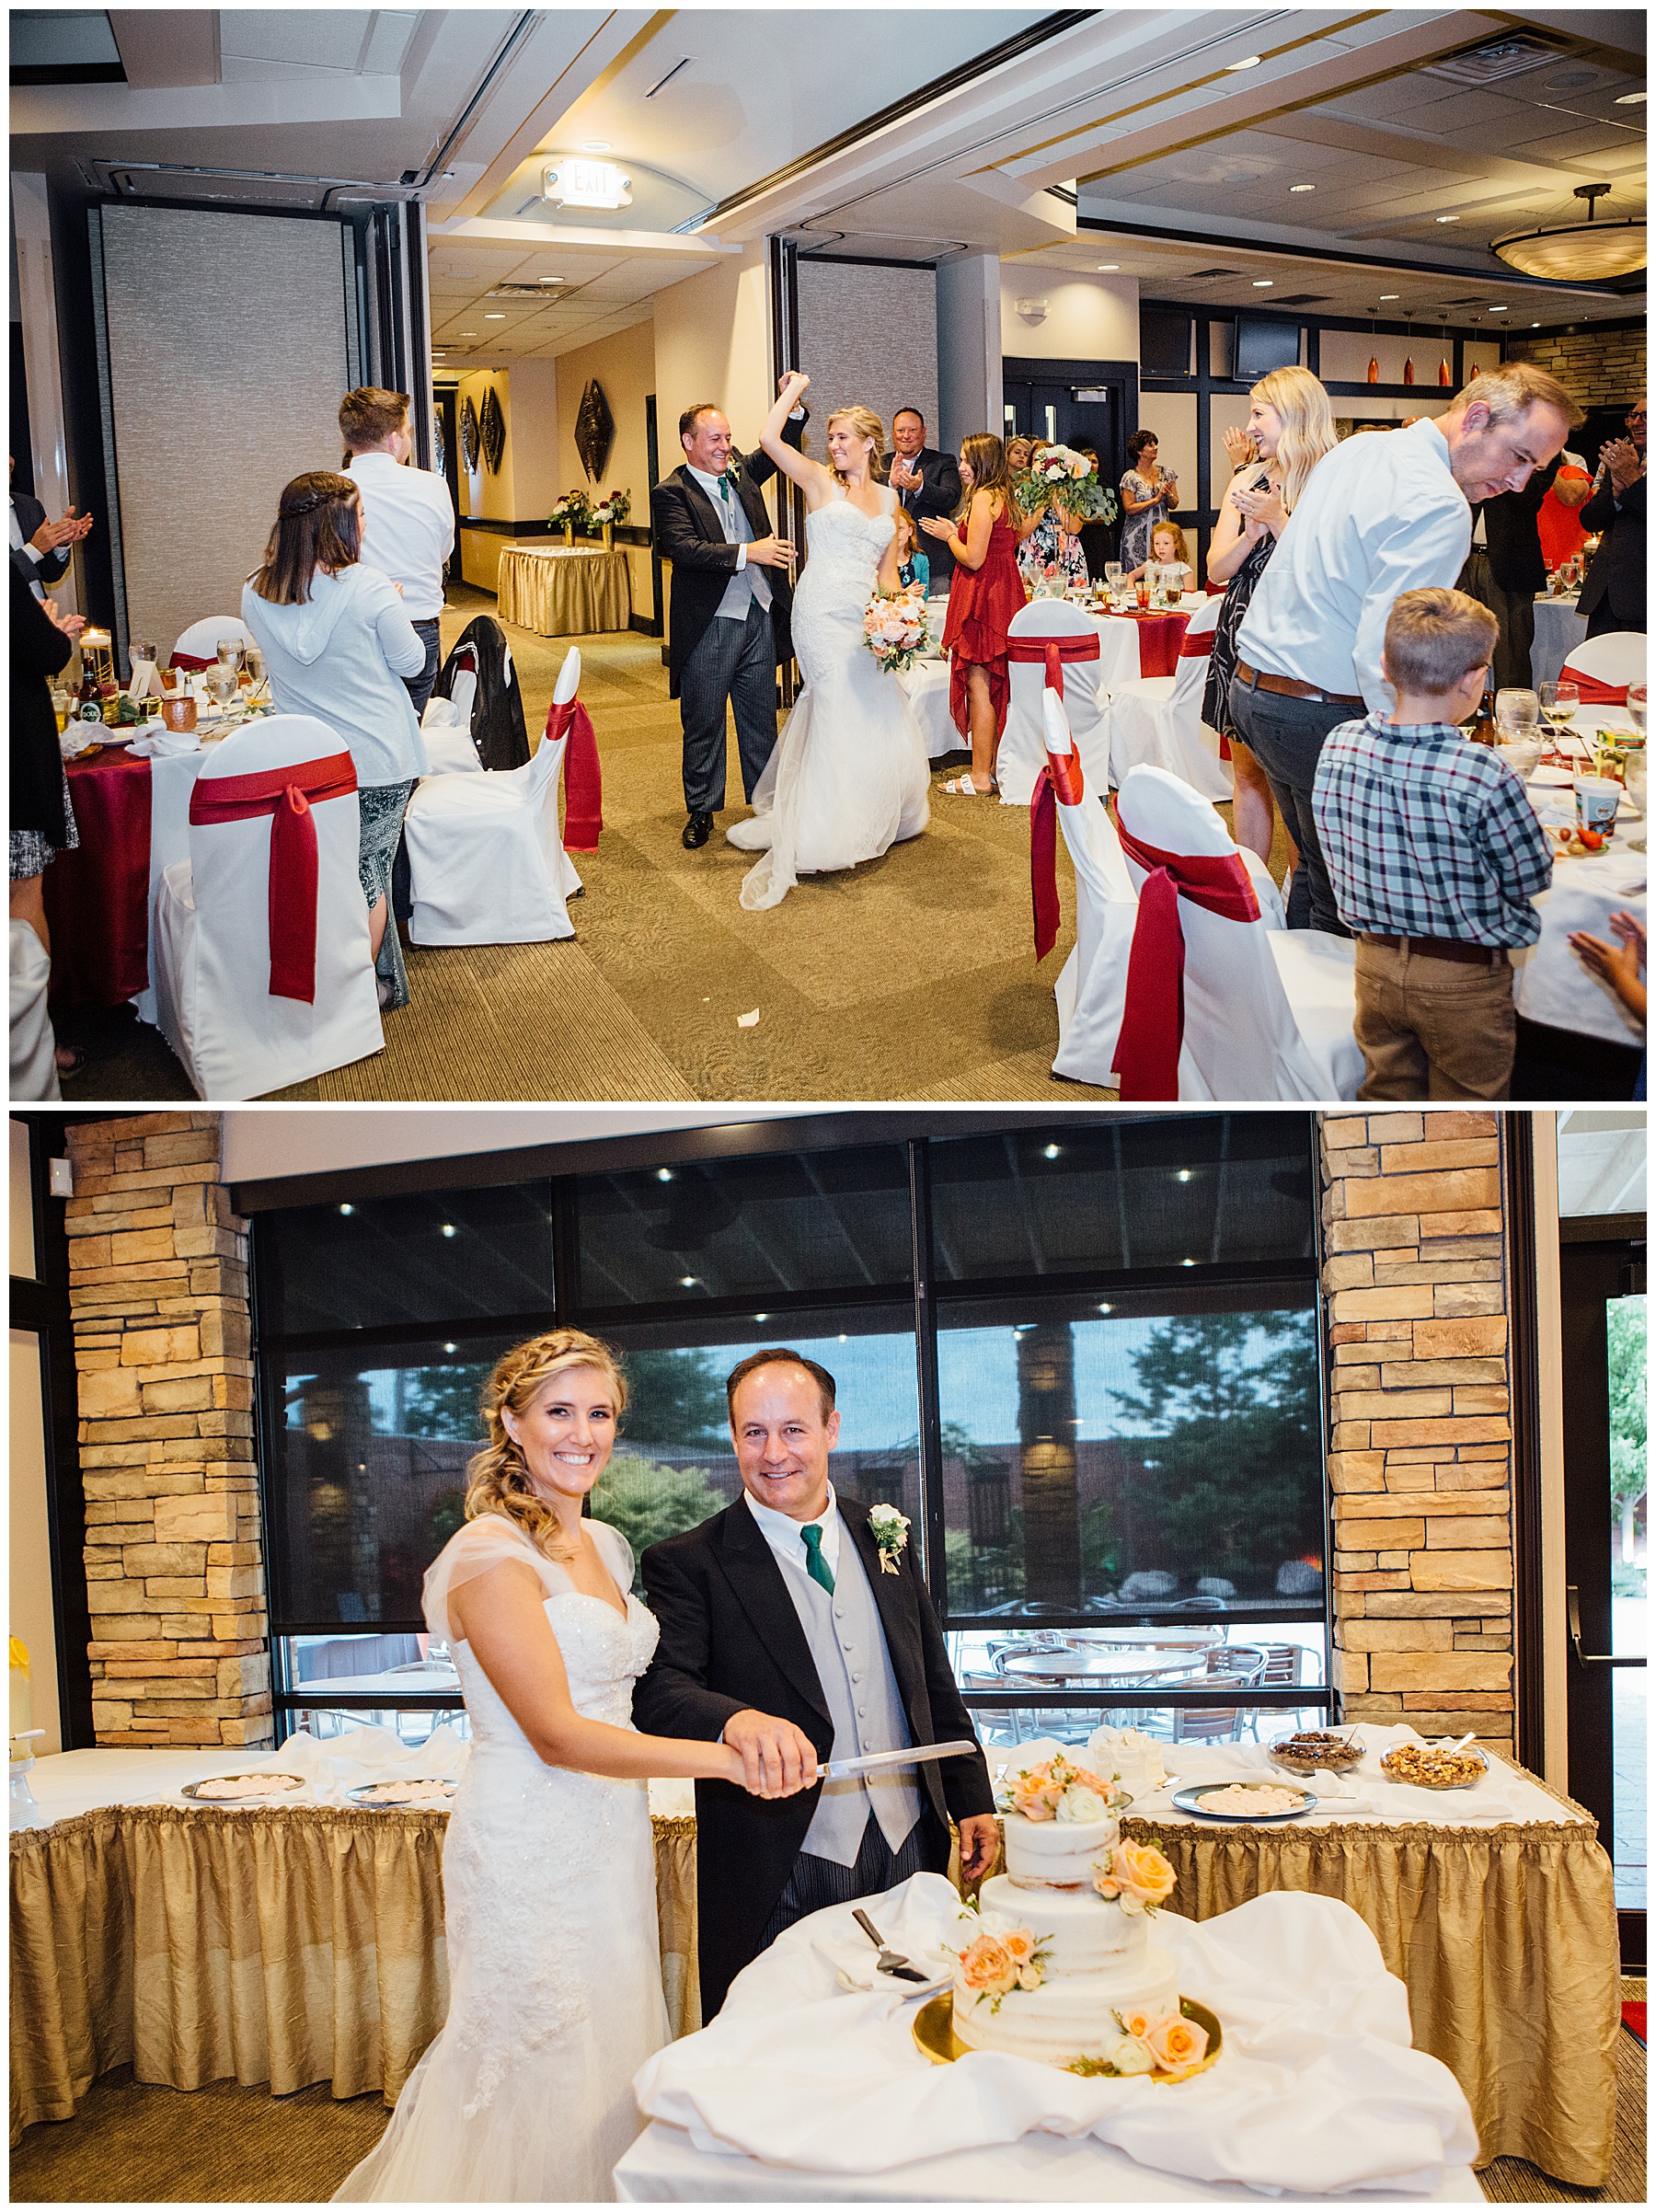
942;775;995;796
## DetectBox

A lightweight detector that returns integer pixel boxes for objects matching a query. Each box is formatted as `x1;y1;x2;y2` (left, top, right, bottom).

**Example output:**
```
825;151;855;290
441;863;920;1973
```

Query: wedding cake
950;1745;1204;2077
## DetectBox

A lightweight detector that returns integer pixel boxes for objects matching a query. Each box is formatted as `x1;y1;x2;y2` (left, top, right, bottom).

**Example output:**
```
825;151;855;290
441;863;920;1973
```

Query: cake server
820;1737;978;1782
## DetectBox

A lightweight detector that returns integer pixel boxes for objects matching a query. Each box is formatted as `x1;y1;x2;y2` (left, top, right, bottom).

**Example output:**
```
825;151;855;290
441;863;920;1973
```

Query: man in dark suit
1576;403;1646;636
1460;454;1559;691
651;397;804;849
10;455;93;601
887;409;961;589
633;1348;998;2022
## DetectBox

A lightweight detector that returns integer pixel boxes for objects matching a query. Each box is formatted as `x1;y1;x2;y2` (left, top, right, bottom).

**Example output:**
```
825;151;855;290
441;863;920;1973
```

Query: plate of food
348;1779;459;1809
179;1771;306;1802
1379;1743;1489;1791
1267;1730;1363;1776
1170;1780;1317;1822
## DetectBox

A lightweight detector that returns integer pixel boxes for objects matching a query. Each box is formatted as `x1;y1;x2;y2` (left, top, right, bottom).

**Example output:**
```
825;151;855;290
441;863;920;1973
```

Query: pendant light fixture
1493;182;1646;281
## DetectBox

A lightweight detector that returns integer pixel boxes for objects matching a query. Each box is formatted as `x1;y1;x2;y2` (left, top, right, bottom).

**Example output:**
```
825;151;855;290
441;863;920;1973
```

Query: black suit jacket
1470;455;1558;596
10;490;71;593
11;565;75;844
650;415;806;696
633;1497;993;2019
890;445;962;583
1577;467;1646;628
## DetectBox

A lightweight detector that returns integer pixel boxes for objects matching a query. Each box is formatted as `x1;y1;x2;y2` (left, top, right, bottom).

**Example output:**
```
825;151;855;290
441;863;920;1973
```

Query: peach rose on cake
959;1932;1018;1996
1091;1838;1176;1914
1146;2012;1209;2074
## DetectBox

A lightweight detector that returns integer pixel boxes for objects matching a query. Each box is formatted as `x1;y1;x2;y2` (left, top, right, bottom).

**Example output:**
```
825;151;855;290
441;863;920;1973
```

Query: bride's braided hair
463;1329;628;1561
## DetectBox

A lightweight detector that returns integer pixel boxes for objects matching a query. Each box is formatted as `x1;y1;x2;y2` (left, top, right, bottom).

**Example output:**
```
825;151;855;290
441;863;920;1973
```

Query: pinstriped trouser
755;1809;940;1956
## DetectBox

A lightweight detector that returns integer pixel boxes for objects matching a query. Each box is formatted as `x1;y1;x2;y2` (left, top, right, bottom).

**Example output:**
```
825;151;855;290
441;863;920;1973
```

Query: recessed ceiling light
1043;1143;1062;1159
459;331;477;337
1379;294;1399;301
339;1204;353;1216
1098;1302;1112;1314
1489;305;1509;312
1252;279;1273;287
1289;183;1316;193
1614;90;1646;104
443;1342;456;1354
484;312;507;319
1176;1169;1192;1182
1097;263;1120;271
657;1168;673;1181
442;1224;456;1238
581;140;612;151
1533;322;1541;328
1436;215;1460;225
679;1275;696;1287
1225;55;1261;70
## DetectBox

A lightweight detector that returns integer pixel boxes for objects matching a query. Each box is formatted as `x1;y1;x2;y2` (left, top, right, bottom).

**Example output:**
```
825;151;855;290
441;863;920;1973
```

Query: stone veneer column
63;1113;270;1747
1320;1111;1516;1757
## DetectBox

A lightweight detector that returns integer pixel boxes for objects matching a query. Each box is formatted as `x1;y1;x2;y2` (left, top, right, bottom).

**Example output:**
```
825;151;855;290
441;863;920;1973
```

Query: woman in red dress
923;433;1025;795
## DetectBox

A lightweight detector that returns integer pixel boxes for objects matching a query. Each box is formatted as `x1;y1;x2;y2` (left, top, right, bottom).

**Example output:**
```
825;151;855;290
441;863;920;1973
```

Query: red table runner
1110;607;1192;679
43;746;154;1010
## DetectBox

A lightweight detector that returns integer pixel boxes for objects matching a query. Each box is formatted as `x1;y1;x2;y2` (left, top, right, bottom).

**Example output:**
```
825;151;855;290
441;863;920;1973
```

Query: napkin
128;729;203;758
634;1874;1478;2195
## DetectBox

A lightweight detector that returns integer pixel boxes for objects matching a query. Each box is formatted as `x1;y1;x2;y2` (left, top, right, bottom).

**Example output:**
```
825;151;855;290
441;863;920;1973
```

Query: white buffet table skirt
1530;594;1587;690
622;1873;1480;2201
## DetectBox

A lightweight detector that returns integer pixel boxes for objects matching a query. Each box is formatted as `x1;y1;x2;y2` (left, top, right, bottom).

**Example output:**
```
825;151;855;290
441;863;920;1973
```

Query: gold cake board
913;1994;1222;2082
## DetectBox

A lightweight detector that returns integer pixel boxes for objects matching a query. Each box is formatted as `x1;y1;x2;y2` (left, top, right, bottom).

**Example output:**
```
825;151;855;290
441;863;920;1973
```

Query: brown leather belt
1235;659;1363;709
1361;932;1508;968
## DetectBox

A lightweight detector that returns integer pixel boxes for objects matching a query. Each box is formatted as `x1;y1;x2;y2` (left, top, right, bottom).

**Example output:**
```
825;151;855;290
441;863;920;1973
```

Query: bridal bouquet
1015;444;1119;524
862;583;929;674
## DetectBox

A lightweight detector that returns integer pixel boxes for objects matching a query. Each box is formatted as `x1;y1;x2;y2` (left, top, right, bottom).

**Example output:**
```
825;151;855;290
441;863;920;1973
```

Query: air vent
84;159;412;212
485;281;569;299
1423;32;1570;86
1271;294;1331;306
1185;268;1243;281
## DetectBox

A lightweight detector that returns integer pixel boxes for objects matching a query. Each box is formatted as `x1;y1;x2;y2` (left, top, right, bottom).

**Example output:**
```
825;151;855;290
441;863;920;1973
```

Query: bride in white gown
334;1331;806;2204
727;374;930;910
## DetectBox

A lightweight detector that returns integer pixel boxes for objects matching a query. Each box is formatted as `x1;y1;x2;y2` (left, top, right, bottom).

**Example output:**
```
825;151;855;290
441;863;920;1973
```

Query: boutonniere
723;453;744;484
868;1503;911;1574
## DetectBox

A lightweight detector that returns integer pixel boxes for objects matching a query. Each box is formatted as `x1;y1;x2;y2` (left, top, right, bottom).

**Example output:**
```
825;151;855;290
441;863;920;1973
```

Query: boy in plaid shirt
1313;587;1552;1100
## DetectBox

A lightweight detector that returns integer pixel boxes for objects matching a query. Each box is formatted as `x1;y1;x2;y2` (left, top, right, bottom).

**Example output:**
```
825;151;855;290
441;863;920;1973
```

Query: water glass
1627;683;1647;736
1497;732;1542;782
1495;687;1539;736
216;637;246;672
1104;561;1121;597
1625;751;1647;851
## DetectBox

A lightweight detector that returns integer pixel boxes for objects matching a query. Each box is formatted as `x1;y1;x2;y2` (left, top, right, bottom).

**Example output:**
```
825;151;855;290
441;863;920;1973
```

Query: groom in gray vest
634;1349;998;2020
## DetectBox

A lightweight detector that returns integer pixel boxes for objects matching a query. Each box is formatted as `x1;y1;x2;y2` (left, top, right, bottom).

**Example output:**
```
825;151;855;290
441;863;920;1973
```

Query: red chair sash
1558;662;1629;705
1110;806;1260;1100
1029;751;1087;962
1006;634;1101;691
171;652;216;674
1177;628;1214;659
549;696;603;852
188;750;357;1004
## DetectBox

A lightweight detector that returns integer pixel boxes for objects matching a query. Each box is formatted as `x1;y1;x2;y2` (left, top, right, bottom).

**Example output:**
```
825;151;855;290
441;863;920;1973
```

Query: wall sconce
1016;297;1048;324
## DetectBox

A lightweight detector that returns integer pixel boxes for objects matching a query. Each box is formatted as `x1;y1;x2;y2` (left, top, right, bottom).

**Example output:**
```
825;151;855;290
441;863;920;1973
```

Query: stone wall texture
1503;323;1645;413
1319;1110;1515;1757
64;1112;270;1748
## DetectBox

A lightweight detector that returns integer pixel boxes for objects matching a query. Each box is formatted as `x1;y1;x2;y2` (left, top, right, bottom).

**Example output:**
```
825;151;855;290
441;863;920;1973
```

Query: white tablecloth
1530;594;1587;689
621;1875;1481;2201
1512;763;1647;1044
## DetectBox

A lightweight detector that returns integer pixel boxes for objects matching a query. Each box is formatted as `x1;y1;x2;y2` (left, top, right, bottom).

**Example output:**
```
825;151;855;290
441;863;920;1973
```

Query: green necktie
800;1523;834;1595
718;477;733;510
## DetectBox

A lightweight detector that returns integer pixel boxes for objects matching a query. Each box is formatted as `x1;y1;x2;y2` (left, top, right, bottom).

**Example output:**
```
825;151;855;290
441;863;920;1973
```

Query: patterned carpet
57;585;1291;1105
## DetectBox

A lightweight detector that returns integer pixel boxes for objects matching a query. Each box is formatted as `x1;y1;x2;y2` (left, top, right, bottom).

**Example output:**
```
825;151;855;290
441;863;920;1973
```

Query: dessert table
1112;1723;1620;2185
8;1740;698;2145
496;544;631;637
1530;592;1586;689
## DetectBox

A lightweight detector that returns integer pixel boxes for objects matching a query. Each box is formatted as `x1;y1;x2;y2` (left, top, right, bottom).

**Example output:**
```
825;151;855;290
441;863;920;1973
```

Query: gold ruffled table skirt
9;1803;697;2144
495;546;631;636
1115;1795;1619;2186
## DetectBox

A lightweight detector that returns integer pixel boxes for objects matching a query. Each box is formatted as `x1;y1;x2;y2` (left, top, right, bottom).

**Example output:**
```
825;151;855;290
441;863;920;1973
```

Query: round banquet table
997;1647;1214;1685
1530;593;1587;689
1106;603;1192;679
495;544;631;637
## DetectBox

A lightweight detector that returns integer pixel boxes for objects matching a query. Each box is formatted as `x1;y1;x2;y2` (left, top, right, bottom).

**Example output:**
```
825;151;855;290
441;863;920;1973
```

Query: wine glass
204;664;238;720
1627;683;1647;736
1103;560;1121;604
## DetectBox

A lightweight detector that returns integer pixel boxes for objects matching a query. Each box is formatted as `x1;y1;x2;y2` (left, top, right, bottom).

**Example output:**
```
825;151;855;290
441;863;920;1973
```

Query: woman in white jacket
243;472;428;1008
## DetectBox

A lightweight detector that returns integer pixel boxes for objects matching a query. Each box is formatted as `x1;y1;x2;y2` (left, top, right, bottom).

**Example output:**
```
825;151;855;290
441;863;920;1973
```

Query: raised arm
759;373;835;504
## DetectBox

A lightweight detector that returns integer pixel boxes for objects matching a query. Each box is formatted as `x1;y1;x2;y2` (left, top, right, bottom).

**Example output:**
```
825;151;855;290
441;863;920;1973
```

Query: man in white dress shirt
1231;363;1579;933
340;386;455;720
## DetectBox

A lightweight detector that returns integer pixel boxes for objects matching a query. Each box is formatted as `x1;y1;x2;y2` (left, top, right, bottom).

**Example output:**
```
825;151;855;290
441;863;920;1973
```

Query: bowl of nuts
1379;1741;1489;1791
1268;1730;1363;1775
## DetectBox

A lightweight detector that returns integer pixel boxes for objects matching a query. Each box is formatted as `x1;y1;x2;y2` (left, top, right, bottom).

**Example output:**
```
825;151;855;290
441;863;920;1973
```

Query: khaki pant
1353;939;1517;1100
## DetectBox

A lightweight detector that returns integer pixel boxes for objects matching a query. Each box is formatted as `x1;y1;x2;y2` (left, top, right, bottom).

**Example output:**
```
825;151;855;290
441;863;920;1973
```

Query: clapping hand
1601;438;1643;495
1570;909;1648;1020
1231;482;1287;537
890;455;922;491
1222;425;1257;469
918;513;954;541
30;506;93;556
41;597;86;639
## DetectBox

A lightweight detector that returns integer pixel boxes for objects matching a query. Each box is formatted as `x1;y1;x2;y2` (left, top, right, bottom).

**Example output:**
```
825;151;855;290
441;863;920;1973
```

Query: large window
252;1116;1331;1747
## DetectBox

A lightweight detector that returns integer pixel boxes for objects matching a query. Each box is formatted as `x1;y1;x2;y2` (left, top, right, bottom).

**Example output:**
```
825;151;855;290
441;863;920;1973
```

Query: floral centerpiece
1014;443;1120;524
549;488;592;543
954;1906;1053;2010
591;488;631;529
995;1745;1123;1824
862;583;930;675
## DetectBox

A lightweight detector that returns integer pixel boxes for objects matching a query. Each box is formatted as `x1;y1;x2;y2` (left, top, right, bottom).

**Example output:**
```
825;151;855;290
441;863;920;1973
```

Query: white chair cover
1103;596;1232;800
10;921;61;1100
172;616;256;662
420;674;485;776
151;714;384;1099
996;601;1112;806
1559;630;1646;691
403;649;583;946
1115;766;1359;1100
1039;691;1140;1089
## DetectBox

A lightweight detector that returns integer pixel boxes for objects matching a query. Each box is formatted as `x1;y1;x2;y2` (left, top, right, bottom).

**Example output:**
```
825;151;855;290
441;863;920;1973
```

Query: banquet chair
1101;596;1232;801
171;616;256;668
1559;630;1646;703
1114;766;1361;1101
10;920;61;1100
1037;689;1140;1089
151;714;385;1099
420;672;485;776
403;646;584;945
995;601;1112;806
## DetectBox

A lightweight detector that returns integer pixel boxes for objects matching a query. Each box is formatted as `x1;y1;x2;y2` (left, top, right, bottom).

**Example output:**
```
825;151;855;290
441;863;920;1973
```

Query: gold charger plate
912;1993;1222;2081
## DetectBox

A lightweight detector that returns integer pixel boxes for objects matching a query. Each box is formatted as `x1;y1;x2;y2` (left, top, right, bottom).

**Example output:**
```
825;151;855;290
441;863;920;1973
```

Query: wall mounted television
1234;314;1302;382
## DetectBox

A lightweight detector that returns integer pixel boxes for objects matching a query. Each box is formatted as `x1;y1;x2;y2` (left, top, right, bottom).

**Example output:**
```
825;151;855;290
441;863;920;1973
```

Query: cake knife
820;1738;979;1782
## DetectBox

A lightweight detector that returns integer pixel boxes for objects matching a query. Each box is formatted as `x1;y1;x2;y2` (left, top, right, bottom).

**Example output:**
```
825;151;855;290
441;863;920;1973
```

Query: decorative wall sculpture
480;385;506;474
460;395;479;470
575;378;615;481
